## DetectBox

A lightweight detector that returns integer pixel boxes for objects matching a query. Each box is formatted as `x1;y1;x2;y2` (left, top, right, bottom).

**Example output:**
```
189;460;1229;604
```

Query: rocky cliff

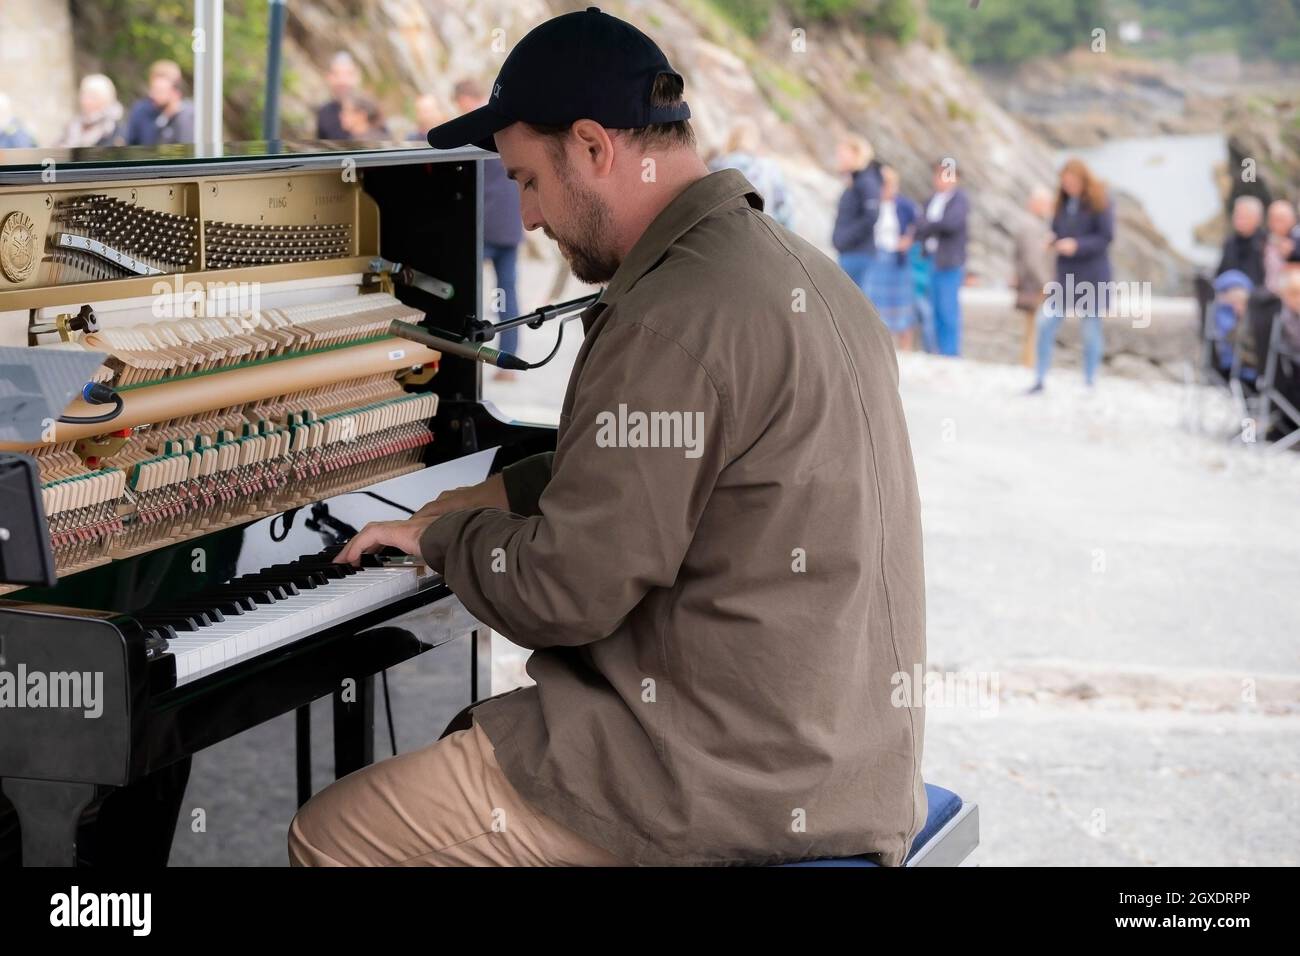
67;0;1191;293
0;0;1192;296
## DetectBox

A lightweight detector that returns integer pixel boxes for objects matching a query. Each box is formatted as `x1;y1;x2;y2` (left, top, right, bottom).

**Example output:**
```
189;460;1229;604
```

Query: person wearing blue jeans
908;243;938;353
930;265;964;356
484;241;520;354
837;251;874;295
1029;157;1116;392
914;159;969;357
452;79;526;379
1035;302;1103;386
831;135;883;298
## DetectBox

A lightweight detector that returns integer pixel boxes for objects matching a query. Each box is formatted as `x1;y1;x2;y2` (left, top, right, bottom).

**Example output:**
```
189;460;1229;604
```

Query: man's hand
334;473;510;565
334;516;435;565
413;472;509;521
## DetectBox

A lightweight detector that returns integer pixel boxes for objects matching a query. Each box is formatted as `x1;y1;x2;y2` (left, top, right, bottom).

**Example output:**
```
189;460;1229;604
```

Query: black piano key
163;603;226;624
289;556;354;578
169;598;244;621
200;585;282;605
231;578;297;599
189;597;248;616
257;566;325;589
187;593;255;613
144;624;176;652
140;614;199;632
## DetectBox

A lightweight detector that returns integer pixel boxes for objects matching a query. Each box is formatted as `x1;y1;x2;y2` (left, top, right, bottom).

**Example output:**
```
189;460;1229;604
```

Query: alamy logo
1043;274;1152;328
595;404;706;459
50;886;151;936
0;666;103;718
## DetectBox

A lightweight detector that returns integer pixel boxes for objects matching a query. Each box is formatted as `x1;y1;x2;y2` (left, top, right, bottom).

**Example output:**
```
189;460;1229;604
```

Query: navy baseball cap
427;6;690;153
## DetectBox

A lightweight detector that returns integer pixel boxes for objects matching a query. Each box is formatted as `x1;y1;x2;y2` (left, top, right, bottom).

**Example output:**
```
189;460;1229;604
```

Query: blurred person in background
338;94;389;140
1029;158;1115;393
831;133;882;294
1012;185;1056;368
863;165;918;350
915;158;969;357
1263;199;1296;295
708;118;793;229
909;241;937;353
317;51;361;139
1261;268;1300;436
59;74;125;148
0;92;37;148
408;93;445;141
453;79;525;382
1216;195;1266;287
125;60;193;146
1209;269;1255;383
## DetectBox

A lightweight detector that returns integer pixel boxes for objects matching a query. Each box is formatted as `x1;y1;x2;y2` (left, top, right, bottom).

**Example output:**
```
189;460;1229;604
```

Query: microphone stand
470;292;601;342
388;292;601;371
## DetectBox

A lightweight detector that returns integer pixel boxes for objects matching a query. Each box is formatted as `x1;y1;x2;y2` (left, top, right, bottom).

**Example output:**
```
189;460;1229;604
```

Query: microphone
388;320;530;371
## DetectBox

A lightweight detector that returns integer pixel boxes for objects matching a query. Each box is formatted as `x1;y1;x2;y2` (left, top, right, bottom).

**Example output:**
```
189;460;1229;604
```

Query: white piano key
165;565;423;686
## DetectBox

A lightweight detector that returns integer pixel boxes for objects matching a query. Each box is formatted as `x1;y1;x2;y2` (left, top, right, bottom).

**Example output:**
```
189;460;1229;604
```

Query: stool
775;783;978;867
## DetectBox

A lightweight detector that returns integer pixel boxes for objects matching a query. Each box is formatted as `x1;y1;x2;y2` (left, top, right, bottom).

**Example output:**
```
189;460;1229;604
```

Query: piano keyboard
139;550;429;686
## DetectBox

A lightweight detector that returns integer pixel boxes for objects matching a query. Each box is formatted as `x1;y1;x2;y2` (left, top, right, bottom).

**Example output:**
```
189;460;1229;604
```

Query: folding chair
773;783;979;867
1255;312;1300;452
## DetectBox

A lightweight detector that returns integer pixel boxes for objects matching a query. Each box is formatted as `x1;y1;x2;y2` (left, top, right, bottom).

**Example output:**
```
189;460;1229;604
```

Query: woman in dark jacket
1030;157;1115;391
831;134;882;292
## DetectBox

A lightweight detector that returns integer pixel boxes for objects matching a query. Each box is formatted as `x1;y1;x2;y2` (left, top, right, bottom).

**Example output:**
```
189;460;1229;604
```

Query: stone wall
0;0;76;148
960;289;1202;382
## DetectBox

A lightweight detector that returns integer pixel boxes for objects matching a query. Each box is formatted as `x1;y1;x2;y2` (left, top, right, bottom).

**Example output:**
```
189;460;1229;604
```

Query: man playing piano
292;7;927;867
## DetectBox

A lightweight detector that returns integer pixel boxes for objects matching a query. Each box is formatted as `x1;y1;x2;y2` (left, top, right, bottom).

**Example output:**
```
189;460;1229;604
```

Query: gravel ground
171;269;1299;866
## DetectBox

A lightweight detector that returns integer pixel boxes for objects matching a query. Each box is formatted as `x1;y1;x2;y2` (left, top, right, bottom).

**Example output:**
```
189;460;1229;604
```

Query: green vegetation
70;0;277;140
709;0;918;42
1111;0;1300;63
931;0;1300;66
928;0;1107;66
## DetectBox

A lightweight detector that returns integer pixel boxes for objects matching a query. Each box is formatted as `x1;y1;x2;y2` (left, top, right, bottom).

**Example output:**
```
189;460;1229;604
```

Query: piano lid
0;139;491;184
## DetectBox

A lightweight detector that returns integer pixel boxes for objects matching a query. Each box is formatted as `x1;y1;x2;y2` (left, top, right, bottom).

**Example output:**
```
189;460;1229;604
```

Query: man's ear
569;119;616;177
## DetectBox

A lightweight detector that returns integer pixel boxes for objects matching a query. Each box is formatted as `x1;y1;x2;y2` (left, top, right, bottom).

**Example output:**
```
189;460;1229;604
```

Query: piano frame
0;141;557;866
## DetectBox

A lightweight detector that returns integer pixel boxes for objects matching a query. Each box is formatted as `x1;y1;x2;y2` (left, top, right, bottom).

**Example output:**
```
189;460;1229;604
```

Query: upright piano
0;141;556;866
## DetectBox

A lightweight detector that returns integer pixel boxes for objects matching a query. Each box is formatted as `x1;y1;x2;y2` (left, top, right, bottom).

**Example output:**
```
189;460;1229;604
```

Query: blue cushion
775;783;963;867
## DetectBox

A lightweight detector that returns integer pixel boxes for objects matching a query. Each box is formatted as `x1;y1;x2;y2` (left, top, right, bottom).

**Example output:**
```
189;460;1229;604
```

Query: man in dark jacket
915;159;970;356
453;79;527;380
1217;195;1267;287
293;8;927;868
124;60;193;147
831;134;882;293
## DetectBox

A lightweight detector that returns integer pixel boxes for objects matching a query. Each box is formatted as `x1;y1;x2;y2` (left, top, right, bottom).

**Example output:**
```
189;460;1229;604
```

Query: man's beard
545;170;620;285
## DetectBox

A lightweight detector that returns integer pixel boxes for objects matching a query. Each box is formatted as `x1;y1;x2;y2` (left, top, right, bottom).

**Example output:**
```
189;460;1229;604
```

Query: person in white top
864;165;920;350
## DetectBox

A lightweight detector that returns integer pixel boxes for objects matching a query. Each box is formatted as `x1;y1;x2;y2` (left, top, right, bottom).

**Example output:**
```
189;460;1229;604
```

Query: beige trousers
288;720;627;866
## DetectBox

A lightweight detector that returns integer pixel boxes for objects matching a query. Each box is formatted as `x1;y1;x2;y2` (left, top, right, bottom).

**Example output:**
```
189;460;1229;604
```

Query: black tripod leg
1;778;97;867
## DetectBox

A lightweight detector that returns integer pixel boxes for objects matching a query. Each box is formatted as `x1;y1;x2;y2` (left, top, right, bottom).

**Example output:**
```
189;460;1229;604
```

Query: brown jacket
1013;217;1055;312
420;169;927;866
